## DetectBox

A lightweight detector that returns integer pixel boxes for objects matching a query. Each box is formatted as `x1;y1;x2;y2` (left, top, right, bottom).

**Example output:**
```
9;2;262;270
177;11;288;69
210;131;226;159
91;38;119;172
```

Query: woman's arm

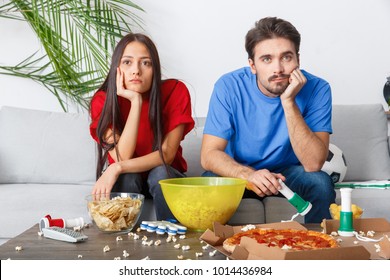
92;124;185;194
105;67;143;161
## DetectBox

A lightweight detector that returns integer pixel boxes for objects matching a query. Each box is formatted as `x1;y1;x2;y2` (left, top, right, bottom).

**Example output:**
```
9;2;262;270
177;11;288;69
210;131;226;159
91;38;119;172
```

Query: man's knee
307;171;336;202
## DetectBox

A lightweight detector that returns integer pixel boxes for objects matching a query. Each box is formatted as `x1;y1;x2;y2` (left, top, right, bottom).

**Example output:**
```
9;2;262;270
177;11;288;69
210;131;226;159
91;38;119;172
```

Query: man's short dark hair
245;17;301;60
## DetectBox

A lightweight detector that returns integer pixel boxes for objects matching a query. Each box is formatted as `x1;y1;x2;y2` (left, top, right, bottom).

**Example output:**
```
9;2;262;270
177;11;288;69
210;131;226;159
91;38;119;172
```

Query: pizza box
322;218;390;260
199;220;383;260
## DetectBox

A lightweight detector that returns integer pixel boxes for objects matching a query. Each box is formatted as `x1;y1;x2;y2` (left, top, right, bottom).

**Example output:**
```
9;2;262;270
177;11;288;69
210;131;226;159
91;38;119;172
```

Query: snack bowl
329;203;364;220
159;177;246;231
86;192;144;233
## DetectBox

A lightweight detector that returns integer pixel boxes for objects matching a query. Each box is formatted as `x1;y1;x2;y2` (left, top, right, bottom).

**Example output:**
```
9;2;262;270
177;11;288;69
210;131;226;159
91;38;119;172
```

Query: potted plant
0;0;144;111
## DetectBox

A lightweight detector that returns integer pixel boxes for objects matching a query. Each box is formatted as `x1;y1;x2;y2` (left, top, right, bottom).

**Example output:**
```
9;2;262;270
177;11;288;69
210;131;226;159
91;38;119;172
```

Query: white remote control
42;226;88;243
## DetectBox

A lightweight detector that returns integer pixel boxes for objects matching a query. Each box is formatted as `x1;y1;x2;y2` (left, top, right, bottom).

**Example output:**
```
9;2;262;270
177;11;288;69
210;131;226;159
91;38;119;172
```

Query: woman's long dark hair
91;33;165;179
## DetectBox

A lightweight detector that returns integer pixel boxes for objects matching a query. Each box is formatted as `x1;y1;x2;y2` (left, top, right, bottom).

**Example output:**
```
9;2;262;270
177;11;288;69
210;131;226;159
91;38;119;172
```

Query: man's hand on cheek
281;68;307;102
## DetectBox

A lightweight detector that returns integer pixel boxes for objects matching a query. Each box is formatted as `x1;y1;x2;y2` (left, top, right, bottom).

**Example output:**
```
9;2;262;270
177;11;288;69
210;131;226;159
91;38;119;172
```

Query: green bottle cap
338;211;355;236
288;193;312;215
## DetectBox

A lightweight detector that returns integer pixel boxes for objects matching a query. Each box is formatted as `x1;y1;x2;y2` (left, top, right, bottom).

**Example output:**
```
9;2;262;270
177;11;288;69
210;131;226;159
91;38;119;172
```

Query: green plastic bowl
159;177;246;231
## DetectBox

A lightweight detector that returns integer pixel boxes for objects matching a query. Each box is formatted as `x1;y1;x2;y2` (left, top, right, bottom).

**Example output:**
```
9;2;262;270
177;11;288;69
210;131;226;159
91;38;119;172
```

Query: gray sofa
1;104;390;245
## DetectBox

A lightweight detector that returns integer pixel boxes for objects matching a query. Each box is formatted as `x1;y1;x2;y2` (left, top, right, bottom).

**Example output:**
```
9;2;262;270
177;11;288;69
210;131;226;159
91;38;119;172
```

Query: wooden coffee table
0;224;226;260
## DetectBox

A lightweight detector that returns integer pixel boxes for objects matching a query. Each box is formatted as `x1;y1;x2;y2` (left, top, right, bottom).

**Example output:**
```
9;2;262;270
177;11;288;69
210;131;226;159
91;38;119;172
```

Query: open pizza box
200;218;390;260
322;218;390;260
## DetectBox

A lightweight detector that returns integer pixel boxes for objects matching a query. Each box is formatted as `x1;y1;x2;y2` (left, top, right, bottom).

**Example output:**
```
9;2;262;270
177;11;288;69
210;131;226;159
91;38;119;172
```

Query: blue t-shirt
204;67;332;172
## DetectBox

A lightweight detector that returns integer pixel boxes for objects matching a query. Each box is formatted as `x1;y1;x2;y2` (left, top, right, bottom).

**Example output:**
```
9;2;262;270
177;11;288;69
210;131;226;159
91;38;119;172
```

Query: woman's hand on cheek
116;67;142;103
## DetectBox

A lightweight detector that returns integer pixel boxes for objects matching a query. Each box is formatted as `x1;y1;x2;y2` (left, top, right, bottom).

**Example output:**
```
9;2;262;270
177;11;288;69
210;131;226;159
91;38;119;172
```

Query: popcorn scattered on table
103;245;110;252
353;241;359;245
202;244;210;250
116;236;123;242
166;235;173;243
123;250;129;258
142;240;153;246
132;233;140;240
336;238;343;243
241;224;256;232
374;244;381;253
154;240;161;246
78;255;83;259
195;252;203;258
15;246;23;251
73;226;81;232
174;243;181;249
141;256;150;260
367;231;375;237
182;245;190;251
359;231;365;236
114;257;121;260
177;255;184;260
37;231;44;237
281;244;292;250
330;231;338;236
209;250;217;257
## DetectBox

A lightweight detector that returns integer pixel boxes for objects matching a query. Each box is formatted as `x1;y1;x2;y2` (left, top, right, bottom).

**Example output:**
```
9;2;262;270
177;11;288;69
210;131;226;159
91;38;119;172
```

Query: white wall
1;0;390;117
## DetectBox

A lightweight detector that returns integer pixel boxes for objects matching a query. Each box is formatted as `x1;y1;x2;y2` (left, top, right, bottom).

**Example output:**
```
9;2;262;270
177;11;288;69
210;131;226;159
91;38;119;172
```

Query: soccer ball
321;143;347;183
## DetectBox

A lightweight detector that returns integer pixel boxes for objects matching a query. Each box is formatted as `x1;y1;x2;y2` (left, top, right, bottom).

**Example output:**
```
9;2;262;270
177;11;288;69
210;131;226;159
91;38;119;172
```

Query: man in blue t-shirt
201;17;335;223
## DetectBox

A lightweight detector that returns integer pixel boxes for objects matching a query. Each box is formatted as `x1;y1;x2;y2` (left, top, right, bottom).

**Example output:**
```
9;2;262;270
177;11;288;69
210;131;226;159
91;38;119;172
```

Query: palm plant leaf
0;0;144;111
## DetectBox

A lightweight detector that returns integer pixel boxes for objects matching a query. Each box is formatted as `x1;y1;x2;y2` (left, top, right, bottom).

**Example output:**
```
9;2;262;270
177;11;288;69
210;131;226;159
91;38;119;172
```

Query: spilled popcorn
209;250;217;257
241;224;256;232
181;245;190;251
103;245;110;253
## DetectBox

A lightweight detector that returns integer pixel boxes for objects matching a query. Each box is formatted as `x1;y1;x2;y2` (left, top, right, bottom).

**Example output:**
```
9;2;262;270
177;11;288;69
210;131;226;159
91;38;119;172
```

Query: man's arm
281;68;329;171
201;134;284;197
283;102;329;171
201;134;252;179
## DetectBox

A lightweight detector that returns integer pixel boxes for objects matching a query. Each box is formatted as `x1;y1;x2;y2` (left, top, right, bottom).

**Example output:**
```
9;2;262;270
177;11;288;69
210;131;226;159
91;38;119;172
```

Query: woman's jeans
112;165;185;220
203;165;335;223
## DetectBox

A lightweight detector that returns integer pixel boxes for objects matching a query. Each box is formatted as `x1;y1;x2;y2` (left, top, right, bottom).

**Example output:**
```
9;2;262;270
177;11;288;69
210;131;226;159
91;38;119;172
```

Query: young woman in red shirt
89;33;194;220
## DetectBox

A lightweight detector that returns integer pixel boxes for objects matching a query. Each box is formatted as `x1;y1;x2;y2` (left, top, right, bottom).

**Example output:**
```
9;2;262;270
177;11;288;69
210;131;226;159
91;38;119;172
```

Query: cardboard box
323;218;390;260
200;219;390;260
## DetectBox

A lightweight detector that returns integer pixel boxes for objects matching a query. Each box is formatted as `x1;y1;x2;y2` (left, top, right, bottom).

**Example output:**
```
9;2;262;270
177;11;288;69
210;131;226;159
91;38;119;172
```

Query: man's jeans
112;165;185;220
203;165;335;223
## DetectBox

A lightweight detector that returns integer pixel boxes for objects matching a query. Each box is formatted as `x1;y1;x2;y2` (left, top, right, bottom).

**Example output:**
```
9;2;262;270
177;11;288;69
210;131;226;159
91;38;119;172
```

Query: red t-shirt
89;79;195;173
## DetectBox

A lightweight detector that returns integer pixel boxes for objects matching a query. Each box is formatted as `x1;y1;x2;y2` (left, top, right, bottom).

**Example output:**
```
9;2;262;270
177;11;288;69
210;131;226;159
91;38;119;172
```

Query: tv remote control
42;226;88;243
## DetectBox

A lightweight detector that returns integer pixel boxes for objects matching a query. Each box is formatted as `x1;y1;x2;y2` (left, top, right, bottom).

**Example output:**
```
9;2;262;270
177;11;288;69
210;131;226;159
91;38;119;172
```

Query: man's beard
262;74;290;96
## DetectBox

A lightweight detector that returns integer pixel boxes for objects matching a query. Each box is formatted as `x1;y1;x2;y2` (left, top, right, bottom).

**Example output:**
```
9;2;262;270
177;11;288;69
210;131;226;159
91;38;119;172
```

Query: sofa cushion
263;197;304;224
0;106;96;184
0;183;92;238
331;104;390;181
